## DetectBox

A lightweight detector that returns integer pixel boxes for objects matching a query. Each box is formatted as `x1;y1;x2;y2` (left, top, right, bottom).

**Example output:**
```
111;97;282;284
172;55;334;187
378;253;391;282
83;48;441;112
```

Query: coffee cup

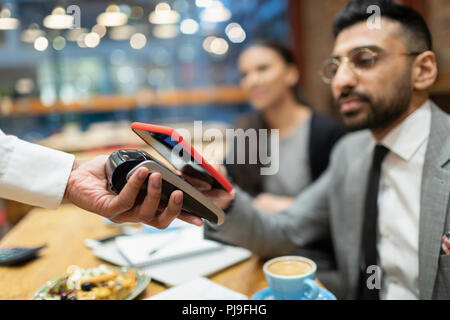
263;256;319;300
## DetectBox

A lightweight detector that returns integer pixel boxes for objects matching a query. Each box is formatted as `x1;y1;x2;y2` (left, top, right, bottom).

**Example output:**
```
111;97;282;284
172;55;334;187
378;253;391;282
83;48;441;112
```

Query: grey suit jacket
205;102;450;300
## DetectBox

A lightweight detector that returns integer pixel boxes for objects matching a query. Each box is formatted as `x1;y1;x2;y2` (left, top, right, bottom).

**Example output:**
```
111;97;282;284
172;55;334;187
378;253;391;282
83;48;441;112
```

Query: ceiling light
92;24;107;38
66;28;88;41
76;33;88;48
203;36;228;55
149;3;180;25
0;8;19;30
130;33;147;50
84;32;100;48
34;36;49;51
43;7;74;29
21;24;45;43
195;0;213;7
210;37;228;55
153;24;178;39
225;22;246;43
200;1;231;23
202;36;216;53
15;78;35;95
97;4;128;27
180;19;199;34
109;25;135;40
52;36;66;50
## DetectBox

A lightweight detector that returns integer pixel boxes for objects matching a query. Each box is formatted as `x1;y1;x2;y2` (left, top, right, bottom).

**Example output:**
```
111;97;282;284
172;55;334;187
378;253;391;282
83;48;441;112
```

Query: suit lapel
419;103;450;300
344;136;373;297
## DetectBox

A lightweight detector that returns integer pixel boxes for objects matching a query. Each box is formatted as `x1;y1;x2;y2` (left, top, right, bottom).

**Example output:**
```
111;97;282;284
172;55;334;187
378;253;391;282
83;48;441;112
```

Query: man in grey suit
196;0;450;300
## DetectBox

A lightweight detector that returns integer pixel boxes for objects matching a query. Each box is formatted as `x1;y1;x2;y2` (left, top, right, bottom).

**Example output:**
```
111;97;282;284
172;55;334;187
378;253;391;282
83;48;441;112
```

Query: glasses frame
319;47;423;84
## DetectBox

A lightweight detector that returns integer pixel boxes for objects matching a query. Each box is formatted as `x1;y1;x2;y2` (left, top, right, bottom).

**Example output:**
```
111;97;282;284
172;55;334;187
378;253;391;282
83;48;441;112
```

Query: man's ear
412;51;438;91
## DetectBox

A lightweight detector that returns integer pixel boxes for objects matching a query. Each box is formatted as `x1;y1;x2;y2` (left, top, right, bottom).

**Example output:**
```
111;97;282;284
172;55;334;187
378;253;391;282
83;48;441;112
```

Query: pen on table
84;233;126;249
96;233;127;243
148;235;179;257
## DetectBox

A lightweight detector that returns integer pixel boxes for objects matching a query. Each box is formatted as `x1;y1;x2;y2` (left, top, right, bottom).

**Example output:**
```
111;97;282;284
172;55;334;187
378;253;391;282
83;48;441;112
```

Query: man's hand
63;155;203;228
182;164;235;211
252;194;293;213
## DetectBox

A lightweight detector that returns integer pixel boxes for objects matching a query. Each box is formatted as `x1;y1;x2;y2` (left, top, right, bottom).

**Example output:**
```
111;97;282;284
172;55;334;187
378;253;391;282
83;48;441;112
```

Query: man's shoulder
430;102;450;164
331;129;372;157
430;103;450;127
430;102;450;141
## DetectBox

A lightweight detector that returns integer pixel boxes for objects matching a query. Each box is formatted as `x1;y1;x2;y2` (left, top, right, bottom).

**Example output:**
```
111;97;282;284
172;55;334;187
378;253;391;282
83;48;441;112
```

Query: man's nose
332;61;358;94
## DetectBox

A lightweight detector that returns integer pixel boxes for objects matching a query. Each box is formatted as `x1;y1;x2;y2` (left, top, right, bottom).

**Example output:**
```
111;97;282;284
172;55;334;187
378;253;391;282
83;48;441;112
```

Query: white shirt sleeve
0;129;75;209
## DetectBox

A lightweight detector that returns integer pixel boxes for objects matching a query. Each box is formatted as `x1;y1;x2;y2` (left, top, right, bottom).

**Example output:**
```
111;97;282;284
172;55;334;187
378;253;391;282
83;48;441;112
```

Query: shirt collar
377;100;432;162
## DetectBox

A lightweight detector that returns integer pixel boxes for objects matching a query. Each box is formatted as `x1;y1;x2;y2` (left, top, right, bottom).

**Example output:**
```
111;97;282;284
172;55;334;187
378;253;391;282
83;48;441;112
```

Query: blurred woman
225;41;346;297
227;41;346;213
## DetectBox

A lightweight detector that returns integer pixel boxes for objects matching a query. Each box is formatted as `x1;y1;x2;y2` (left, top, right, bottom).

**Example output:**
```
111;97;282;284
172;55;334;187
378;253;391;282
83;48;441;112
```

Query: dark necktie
359;145;390;300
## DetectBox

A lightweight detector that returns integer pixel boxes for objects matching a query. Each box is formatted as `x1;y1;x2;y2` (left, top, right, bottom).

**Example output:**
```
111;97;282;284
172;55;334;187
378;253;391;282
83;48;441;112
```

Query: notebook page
115;227;223;267
147;277;248;300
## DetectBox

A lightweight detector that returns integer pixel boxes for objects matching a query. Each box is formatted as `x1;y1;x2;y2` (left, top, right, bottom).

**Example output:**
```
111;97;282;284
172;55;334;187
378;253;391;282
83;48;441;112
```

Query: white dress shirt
376;101;432;300
0;130;74;209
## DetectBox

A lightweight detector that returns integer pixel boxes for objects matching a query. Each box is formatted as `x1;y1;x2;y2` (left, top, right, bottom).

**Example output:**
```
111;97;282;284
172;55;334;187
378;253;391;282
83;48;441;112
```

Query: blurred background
0;0;293;141
0;0;449;139
0;0;449;232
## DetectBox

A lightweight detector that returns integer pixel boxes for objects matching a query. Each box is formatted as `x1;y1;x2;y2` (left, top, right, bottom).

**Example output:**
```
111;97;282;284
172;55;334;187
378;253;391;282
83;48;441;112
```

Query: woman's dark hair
249;40;298;66
333;0;432;52
242;40;309;106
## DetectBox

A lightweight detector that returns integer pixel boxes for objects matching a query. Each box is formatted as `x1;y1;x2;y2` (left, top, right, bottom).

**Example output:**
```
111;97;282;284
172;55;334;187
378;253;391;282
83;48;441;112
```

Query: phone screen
131;123;233;193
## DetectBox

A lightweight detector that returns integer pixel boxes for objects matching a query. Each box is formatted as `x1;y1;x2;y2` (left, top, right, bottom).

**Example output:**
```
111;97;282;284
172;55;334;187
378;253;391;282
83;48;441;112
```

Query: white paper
141;246;252;286
114;227;223;267
91;240;252;286
147;277;248;300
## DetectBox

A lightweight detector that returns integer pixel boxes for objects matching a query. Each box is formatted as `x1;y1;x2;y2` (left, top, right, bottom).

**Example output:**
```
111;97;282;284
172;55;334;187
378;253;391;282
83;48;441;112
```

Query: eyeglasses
320;47;423;84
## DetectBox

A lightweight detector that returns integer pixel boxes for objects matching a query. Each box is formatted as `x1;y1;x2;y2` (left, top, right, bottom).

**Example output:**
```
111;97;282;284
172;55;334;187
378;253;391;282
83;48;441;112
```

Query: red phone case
131;122;233;193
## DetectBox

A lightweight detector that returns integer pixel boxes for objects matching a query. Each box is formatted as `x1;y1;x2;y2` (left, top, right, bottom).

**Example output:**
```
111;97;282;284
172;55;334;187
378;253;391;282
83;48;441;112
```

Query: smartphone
131;122;233;193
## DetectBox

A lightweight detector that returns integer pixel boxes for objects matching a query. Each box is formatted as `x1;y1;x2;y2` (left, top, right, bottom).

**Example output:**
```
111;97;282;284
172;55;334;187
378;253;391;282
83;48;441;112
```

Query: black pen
95;233;126;243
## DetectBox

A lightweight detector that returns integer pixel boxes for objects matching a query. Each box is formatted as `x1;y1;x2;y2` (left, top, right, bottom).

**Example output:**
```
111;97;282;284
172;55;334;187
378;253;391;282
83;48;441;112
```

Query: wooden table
0;204;271;300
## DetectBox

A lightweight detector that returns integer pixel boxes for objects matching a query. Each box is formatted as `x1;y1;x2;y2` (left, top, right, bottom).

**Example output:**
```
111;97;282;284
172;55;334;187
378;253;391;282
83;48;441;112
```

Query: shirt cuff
0;137;75;209
205;187;249;230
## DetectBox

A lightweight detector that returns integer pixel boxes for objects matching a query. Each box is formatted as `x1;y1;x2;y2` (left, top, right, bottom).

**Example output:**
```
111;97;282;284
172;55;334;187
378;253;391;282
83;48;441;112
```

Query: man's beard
335;76;413;132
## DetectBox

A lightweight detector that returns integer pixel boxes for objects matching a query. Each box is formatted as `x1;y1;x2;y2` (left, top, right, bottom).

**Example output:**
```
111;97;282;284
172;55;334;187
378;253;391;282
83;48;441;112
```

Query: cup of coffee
263;256;319;300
